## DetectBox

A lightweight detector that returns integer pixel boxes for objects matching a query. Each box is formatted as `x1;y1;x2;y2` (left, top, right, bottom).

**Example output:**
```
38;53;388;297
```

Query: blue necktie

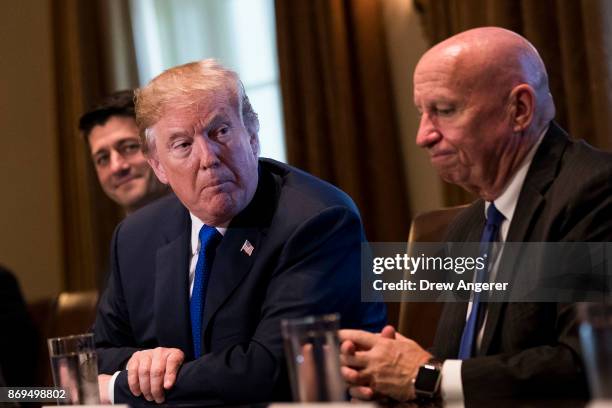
457;203;505;359
190;225;222;358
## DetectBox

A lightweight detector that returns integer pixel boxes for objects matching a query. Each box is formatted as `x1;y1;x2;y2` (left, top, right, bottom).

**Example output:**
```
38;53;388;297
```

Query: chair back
398;205;468;347
48;291;99;337
30;290;99;386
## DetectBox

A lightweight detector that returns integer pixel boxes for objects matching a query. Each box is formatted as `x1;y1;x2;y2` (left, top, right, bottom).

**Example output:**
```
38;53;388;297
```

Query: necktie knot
199;225;222;254
485;203;505;228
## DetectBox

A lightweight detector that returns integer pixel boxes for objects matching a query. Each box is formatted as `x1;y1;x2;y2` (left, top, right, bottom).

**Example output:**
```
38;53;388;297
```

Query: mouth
429;150;455;162
114;175;141;188
202;180;234;191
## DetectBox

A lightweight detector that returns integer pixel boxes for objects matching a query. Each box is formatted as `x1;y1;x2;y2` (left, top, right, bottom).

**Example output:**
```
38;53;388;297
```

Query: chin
198;194;240;222
438;167;467;185
439;172;458;185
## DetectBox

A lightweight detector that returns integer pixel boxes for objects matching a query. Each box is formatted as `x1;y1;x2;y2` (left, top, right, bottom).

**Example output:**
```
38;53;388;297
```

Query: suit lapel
479;190;545;354
154;204;193;358
200;165;279;351
506;122;569;243
435;303;468;358
200;227;263;343
435;203;483;358
479;123;570;354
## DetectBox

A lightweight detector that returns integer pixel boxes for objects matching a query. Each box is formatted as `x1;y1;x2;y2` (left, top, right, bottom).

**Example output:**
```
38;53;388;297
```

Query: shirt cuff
108;371;121;404
440;359;464;402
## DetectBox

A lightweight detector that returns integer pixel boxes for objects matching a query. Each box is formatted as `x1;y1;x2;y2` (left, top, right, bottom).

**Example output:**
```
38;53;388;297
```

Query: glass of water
579;303;612;400
281;314;346;402
47;333;100;405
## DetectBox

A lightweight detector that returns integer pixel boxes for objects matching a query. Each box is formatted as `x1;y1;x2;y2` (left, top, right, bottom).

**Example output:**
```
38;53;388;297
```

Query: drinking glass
281;314;346;402
579;303;612;400
48;333;100;405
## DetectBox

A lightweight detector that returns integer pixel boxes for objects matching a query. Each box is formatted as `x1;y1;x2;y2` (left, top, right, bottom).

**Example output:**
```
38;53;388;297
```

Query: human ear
249;132;260;157
147;153;169;184
509;84;535;132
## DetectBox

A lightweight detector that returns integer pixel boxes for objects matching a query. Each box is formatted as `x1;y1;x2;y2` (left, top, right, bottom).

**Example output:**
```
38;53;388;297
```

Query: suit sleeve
112;206;385;404
94;223;143;374
461;303;587;400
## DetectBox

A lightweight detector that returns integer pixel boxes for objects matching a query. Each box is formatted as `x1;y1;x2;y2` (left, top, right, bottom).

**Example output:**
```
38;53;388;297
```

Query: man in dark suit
79;90;168;215
339;27;612;403
94;59;386;405
80;91;171;289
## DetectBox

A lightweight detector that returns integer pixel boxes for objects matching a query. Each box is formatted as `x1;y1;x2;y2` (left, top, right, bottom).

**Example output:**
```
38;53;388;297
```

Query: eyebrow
202;113;230;132
166;129;190;141
92;150;110;162
115;137;140;147
92;136;140;157
92;147;109;158
164;111;231;142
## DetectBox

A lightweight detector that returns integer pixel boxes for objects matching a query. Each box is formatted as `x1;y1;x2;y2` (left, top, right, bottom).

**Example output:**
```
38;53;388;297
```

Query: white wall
0;0;64;301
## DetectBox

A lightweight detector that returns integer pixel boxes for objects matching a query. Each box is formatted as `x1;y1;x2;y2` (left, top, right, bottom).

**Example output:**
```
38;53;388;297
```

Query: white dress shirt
108;213;226;404
440;130;545;402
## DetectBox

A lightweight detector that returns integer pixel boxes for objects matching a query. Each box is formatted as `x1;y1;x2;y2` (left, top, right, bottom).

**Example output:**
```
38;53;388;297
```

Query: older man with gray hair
94;59;386;405
340;27;612;403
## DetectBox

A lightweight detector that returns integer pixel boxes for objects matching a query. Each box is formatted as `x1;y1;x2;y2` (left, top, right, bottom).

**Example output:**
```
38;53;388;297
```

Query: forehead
155;92;239;130
413;50;478;103
89;116;139;150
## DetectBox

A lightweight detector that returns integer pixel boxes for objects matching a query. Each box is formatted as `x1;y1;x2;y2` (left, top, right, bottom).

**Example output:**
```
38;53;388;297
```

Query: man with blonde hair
94;59;386;405
340;27;612;403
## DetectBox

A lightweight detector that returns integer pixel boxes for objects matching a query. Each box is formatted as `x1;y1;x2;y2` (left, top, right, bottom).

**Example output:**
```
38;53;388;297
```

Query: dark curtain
51;0;138;291
275;0;411;244
415;0;612;205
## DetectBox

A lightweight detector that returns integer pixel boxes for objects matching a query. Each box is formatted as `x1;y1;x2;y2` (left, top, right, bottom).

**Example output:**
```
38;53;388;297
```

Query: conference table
151;398;590;408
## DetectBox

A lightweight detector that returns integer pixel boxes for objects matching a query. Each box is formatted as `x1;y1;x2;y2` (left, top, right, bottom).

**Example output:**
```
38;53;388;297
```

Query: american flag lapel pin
241;240;254;256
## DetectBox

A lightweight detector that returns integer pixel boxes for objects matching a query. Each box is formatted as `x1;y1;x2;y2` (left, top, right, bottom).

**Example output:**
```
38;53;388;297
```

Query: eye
434;105;455;116
121;142;141;155
216;125;230;137
172;140;192;150
95;154;109;167
208;124;232;143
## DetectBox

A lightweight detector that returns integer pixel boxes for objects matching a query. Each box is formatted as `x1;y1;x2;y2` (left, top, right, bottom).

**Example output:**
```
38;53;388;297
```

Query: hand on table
339;325;432;402
126;347;185;403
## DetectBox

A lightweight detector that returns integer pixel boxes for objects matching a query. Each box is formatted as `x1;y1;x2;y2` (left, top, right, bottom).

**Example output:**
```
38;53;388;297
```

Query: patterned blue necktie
190;225;222;358
458;203;505;359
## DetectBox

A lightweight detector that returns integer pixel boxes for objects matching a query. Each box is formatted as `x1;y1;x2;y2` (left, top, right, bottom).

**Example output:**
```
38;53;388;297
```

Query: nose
194;135;221;169
110;150;129;173
415;112;442;149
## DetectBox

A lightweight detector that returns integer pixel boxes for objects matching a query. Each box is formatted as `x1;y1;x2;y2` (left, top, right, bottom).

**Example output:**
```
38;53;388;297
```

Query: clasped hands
97;327;428;404
98;347;185;404
339;325;432;402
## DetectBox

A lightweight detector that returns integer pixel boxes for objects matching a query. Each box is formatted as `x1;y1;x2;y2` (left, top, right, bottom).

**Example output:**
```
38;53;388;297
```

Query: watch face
414;364;441;396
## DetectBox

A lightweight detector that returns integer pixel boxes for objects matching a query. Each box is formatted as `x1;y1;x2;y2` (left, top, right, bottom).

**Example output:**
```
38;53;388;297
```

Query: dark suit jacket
431;123;612;401
94;159;386;405
0;265;37;387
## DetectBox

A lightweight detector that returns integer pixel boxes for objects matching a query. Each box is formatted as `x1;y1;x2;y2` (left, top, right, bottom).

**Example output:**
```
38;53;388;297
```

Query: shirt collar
189;213;228;256
485;126;547;224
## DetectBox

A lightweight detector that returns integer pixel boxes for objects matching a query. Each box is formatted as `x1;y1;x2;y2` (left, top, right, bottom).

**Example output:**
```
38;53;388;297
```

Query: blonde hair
135;59;259;154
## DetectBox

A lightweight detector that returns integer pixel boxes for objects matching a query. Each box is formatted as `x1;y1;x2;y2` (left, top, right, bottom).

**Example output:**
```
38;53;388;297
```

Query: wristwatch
413;358;442;398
